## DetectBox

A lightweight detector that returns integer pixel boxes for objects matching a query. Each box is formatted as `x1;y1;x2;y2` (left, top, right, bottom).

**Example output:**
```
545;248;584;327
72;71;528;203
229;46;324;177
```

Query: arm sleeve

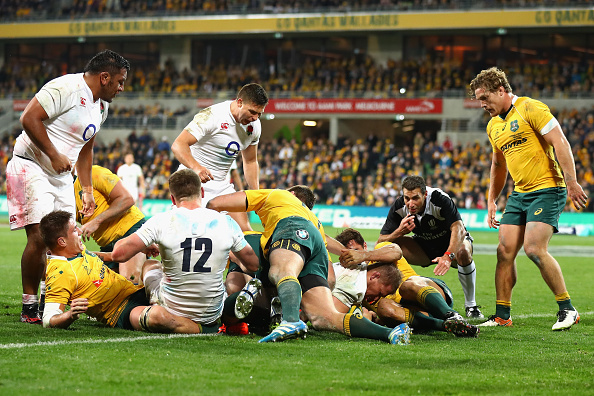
44;260;76;305
184;107;215;142
35;80;76;119
379;202;403;235
93;166;120;197
524;98;556;135
227;215;248;252
432;191;462;227
135;215;160;247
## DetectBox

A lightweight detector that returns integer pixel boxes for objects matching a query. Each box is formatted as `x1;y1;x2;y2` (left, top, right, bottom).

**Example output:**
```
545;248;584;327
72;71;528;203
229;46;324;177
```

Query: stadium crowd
1;0;588;21
1;53;594;101
2;103;591;211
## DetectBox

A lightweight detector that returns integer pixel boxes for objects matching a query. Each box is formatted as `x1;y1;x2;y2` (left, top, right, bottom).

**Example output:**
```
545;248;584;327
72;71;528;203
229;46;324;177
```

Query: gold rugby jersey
45;247;142;327
75;165;145;246
487;96;565;193
245;189;326;257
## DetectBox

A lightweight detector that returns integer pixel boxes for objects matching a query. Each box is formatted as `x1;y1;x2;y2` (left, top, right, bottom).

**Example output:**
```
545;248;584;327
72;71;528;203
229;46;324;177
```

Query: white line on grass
0;333;218;349
513;310;593;319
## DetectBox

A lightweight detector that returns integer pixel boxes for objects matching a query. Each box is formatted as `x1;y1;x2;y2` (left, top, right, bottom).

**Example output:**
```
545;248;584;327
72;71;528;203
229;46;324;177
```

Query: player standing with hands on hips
6;50;129;324
171;83;268;231
470;67;587;330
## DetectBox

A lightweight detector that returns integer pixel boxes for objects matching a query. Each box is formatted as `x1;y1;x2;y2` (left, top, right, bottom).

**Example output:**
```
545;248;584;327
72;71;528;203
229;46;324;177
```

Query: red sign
13;99;30;112
463;98;482;108
266;99;442;114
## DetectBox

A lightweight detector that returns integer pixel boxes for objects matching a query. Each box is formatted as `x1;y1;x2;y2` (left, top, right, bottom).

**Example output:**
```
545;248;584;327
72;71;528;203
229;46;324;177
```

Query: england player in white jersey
6;50;129;324
117;153;145;208
112;169;259;329
172;83;268;231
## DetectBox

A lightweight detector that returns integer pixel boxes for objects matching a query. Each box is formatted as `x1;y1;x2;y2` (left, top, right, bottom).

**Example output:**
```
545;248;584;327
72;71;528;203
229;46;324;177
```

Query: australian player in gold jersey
208;186;411;344
470;67;588;331
74;165;149;283
39;210;202;333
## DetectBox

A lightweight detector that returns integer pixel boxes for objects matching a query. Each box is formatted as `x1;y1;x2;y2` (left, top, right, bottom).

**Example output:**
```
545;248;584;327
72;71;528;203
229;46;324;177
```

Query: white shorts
6;156;76;230
332;262;367;308
143;267;226;325
202;180;236;206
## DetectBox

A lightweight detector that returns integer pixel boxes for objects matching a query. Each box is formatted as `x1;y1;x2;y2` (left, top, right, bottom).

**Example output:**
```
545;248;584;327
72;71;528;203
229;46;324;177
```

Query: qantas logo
80;97;86;107
92;279;103;287
500;137;527;153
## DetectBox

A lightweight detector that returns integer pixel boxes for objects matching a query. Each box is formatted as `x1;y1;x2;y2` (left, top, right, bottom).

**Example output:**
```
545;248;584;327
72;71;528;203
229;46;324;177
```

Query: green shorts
269;216;328;280
114;288;150;330
228;233;272;286
500;187;566;233
427;277;454;308
100;218;146;270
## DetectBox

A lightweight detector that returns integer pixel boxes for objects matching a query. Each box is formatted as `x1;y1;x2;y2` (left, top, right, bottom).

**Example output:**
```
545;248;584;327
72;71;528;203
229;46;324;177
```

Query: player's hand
144;243;160;258
69;298;89;320
194;165;214;183
397;214;416;235
80;191;96;217
487;201;499;229
432;255;451;276
50;153;72;174
339;249;366;268
566;180;588;211
80;221;99;242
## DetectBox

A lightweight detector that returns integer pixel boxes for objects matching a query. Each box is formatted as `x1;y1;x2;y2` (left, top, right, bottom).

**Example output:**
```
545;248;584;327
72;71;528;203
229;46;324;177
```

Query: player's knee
141;259;161;278
145;306;176;333
524;245;545;267
456;248;472;265
307;312;332;330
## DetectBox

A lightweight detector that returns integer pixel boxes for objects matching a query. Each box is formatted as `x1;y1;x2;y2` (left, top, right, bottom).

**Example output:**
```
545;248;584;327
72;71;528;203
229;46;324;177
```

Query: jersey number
180;238;212;273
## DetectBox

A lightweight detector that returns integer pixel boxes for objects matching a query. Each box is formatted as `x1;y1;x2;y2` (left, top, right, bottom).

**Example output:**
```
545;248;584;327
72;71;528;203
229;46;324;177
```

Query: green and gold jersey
45;247;142;327
245;189;326;256
74;165;145;247
487;96;565;193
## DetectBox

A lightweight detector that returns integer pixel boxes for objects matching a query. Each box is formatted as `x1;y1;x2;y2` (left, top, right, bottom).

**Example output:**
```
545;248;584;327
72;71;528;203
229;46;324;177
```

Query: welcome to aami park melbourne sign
0;8;592;39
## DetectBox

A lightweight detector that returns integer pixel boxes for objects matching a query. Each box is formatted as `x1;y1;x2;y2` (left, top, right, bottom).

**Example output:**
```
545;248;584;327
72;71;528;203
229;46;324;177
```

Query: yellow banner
0;9;592;39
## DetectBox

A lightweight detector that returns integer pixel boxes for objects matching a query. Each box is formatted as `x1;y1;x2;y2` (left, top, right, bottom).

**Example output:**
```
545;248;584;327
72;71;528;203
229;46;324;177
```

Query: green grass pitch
0;226;592;395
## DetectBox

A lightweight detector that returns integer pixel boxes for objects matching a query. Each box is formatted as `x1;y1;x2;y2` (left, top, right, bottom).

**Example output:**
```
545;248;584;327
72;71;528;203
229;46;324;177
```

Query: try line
1;311;590;349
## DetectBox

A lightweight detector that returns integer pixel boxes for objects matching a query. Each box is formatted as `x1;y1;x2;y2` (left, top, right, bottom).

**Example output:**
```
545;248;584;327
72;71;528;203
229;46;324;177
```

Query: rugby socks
554;292;575;311
277;276;302;322
411;311;445;332
495;300;511;320
416;286;452;319
22;294;38;304
223;292;240;317
343;311;391;341
458;261;477;308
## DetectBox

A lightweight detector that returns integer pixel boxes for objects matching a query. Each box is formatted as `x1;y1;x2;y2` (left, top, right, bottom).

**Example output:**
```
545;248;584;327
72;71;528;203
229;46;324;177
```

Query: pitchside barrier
0;196;592;236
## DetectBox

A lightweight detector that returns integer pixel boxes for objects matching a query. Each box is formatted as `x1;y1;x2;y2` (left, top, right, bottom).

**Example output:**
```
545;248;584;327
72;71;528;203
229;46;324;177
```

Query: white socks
458;260;477;308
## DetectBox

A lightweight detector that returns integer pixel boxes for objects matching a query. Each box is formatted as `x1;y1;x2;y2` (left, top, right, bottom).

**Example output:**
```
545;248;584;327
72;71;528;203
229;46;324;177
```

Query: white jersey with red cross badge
135;206;248;323
178;100;261;181
13;73;108;176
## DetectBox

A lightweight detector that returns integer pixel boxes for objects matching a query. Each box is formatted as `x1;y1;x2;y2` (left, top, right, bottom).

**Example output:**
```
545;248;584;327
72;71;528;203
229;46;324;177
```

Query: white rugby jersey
13;73;108;176
332;262;367;307
117;163;143;201
179;100;261;181
136;206;247;323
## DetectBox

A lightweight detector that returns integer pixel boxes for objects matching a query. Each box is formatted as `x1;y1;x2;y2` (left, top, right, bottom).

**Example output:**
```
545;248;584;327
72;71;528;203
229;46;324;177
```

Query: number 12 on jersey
180;237;213;272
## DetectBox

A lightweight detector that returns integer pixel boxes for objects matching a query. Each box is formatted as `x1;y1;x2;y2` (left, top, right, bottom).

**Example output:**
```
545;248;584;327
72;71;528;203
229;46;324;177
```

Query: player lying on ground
39;210;200;333
337;229;478;338
209;186;411;344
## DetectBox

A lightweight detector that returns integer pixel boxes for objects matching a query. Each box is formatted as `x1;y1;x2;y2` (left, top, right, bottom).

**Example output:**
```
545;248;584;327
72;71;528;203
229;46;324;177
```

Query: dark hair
335;228;365;247
169;169;202;201
469;67;513;98
288;185;316;210
237;83;269;107
39;210;72;249
84;50;130;76
402;175;426;195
